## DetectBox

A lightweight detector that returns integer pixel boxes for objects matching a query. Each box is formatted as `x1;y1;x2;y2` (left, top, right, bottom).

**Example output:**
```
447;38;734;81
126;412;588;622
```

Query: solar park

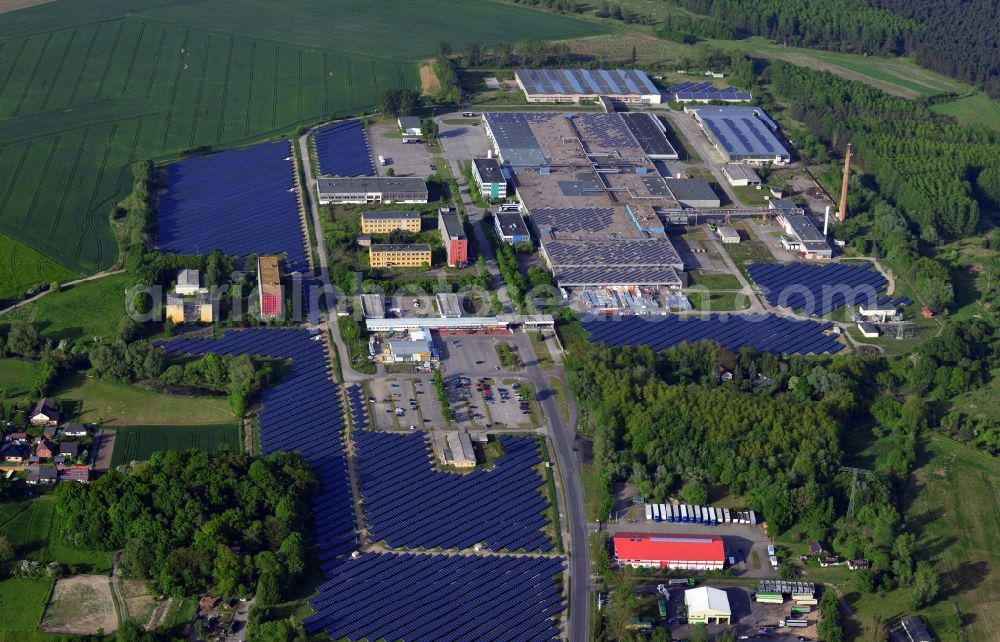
746;261;887;316
583;313;844;355
314;120;376;177
304;552;565;642
157;141;309;267
355;431;554;552
157;329;358;560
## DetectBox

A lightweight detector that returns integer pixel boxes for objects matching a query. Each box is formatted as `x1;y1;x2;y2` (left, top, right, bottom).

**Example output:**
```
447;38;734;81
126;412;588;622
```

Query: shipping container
782;619;809;628
755;592;784;604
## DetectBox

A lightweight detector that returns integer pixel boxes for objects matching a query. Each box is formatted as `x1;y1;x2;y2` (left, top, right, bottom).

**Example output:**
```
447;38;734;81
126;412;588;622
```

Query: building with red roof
257;256;283;320
613;532;725;570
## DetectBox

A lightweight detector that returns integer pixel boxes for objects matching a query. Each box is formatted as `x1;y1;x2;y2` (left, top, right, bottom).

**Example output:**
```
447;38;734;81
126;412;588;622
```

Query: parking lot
368;122;434;178
366;378;402;431
471;377;536;430
437;117;491;166
671;229;731;274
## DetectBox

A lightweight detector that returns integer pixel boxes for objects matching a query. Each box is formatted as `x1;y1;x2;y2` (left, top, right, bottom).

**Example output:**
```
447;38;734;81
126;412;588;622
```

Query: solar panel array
345;385;369;429
355;431;553;552
665;80;752;102
573;113;642;152
531;207;618;235
583;313;843;355
620;112;678;158
692;107;791;160
158;141;308;267
304;552;564;642
314;120;375;177
517;68;658;97
156;329;357;560
746;262;887;316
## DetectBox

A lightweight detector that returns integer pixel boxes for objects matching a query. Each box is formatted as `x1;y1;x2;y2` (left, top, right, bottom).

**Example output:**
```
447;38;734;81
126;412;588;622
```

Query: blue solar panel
583;313;843;355
355;431;553;552
158;141;307;267
314;120;375;177
304;553;564;642
746;262;887;317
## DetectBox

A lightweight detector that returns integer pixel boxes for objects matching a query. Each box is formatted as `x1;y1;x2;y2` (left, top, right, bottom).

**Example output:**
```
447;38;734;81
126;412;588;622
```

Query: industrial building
438;208;468;268
716;225;740;244
471;158;508;199
165;269;215;324
360;211;422;234
317;177;428;204
494;211;531;244
436;293;463;318
435;431;477;468
361;293;386;319
664;80;751;103
664;178;720;208
687;106;791;164
365;314;554;333
857;302;898;322
398;116;422;137
612;533;725;570
619;112;678;159
722;164;761;186
369;243;432;269
772;204;833;259
514;68;661;104
257;256;283;319
384;333;434;364
685;587;732;625
857;321;880;338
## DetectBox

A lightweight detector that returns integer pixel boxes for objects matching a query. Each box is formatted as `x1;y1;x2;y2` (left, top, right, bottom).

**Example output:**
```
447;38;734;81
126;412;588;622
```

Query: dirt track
0;0;55;15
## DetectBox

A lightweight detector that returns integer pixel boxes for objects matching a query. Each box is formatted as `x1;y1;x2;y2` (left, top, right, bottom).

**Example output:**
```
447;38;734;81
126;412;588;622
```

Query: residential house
26;465;58;485
59;466;91;483
36;439;56;460
58;441;80;458
61;424;89;437
808;541;825;556
30;398;59;426
6;432;30;444
848;559;871;571
1;443;29;464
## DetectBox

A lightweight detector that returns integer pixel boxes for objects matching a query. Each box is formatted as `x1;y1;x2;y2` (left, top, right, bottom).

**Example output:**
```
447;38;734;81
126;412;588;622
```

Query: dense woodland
672;0;1000;99
55;450;316;600
566;320;998;609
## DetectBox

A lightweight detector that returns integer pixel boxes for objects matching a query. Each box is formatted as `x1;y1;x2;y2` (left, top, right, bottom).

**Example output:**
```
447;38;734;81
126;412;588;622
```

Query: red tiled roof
613;532;724;563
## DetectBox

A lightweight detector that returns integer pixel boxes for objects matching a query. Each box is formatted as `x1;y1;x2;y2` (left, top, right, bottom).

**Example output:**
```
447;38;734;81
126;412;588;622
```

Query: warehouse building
435;431;477;468
515;68;661;104
613;533;725;570
361;293;386;319
361;211;422;234
664;178;721;208
685;587;732;625
438;208;468;268
257;256;283;319
398;116;422;137
494;211;531;244
722;164;761;186
369;243;432;269
619;112;679;160
687;106;791;164
664;80;752;103
773;206;833;260
716;225;740;244
317;177;428;204
471;158;508;200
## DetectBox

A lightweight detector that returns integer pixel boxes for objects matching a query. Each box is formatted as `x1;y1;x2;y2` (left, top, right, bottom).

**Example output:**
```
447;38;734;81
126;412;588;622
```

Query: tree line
55;449;316;601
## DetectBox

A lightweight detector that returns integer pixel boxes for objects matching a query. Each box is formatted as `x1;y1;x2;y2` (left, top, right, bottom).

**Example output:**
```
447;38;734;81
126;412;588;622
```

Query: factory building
613;533;725;570
687;106;791;164
515;68;661;104
317;177;428;204
471;158;508;200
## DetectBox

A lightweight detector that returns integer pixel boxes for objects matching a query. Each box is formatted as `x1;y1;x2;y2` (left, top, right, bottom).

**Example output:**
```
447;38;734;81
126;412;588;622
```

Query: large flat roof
664;178;718;203
620;112;678;159
473;158;504;182
782;213;827;243
483;113;548;167
544;238;683;270
438;210;465;240
362;211;420;220
516;68;659;97
317;176;427;193
495;211;530;238
688;106;790;160
553;265;681;287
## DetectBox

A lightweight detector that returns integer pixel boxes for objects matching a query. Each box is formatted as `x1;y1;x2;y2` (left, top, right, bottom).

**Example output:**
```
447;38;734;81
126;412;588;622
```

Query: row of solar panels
158;141;309;266
156;329;358;562
314;120;376;177
345;384;369;429
747;262;887;316
518;68;657;97
304;552;564;642
355;430;554;552
583;313;844;355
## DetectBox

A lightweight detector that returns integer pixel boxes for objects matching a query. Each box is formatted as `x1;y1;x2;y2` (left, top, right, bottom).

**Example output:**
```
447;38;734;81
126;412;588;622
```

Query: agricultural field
0;0;602;274
0;357;40;396
932;93;1000;134
52;372;236;425
40;574;118;635
4;272;129;340
109;423;241;466
0;233;77;305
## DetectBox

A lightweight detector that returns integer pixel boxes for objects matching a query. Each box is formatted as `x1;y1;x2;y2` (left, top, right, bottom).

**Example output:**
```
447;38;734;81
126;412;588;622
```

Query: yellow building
369;243;431;269
361;211;422;234
165;294;215;324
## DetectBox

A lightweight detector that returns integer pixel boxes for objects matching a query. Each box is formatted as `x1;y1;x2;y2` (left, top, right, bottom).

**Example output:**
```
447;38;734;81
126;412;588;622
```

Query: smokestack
487;149;493;159
838;144;852;222
824;205;830;236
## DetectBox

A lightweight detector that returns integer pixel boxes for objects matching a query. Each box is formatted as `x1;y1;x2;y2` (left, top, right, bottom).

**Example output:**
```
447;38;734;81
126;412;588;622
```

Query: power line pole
839;466;872;520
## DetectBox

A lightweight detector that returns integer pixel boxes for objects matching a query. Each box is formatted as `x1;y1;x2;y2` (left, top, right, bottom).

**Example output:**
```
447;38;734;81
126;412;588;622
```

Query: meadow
9;272;130;340
0;496;112;572
0;357;40;396
0;0;603;274
52;372;236;425
109;423;241;466
0;233;77;305
0;578;54;642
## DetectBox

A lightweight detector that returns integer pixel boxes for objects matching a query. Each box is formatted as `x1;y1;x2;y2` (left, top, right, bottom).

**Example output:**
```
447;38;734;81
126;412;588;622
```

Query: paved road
296;125;366;383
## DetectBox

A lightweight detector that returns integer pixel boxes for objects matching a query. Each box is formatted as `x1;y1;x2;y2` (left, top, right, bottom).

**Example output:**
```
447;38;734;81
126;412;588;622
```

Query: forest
54;450;317;600
672;0;1000;99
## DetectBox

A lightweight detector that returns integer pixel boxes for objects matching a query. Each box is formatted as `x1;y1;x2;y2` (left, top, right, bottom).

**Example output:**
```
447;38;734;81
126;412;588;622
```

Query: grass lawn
728;183;771;207
528;331;554;370
0;233;78;306
17;273;130;341
0;578;55;642
932;93;1000;133
721;237;775;266
52;372;235;425
109;423;241;466
686;271;742;290
0;496;112;573
686;291;751;311
0;357;41;397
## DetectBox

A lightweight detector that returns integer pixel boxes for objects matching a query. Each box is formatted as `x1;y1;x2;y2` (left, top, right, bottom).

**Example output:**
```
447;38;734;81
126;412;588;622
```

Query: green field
0;578;54;642
109;423;240;466
932;93;1000;133
0;233;78;305
52;372;236;425
0;0;603;274
0;357;41;397
6;272;129;340
0;496;112;572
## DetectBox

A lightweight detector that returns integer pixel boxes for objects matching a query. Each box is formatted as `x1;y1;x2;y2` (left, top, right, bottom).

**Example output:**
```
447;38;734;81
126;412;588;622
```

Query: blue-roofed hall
515;68;661;104
686;106;791;164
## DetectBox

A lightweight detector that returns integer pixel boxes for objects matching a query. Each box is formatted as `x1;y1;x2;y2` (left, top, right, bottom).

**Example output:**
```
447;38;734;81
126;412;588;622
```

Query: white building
398;116;422;137
175;269;202;296
857;303;898;323
716;225;740;244
472;158;507;200
721;164;761;186
685;587;732;625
